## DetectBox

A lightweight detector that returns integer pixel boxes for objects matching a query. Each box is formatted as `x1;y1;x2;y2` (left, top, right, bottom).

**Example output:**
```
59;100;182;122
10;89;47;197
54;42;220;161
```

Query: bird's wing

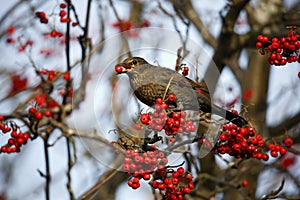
184;76;210;95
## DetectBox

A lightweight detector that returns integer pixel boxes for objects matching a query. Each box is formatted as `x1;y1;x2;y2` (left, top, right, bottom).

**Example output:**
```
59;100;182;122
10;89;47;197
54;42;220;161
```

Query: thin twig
43;135;51;200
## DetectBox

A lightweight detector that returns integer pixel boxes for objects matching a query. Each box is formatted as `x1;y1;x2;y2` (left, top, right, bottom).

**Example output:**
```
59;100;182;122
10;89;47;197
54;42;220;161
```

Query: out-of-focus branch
170;0;217;49
158;1;190;66
109;0;132;58
79;155;124;200
72;0;93;109
268;112;300;137
221;0;251;33
213;0;250;71
0;0;28;26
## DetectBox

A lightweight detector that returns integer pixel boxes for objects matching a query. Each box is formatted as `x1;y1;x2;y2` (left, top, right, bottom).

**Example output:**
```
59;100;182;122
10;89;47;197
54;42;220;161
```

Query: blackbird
115;57;247;127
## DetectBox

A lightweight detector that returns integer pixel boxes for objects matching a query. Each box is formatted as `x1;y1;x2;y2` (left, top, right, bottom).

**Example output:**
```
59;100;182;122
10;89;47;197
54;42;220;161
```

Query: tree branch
170;0;217;49
268;112;300;137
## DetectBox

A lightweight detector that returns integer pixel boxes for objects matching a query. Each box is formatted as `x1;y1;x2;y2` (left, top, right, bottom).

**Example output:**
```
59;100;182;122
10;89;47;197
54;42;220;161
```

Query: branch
43;134;51;200
170;0;217;49
268;111;300;137
79;155;124;200
109;0;132;58
221;0;250;33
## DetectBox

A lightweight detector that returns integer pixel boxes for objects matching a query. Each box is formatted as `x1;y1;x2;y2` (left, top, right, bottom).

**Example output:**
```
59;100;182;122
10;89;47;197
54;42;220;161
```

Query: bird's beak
115;63;132;74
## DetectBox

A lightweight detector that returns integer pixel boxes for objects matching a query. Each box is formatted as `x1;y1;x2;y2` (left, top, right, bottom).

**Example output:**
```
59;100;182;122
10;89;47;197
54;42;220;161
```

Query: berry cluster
215;124;270;160
28;106;52;120
40;69;70;81
35;11;48;24
267;143;287;158
0;121;29;154
152;167;194;200
215;124;293;160
59;3;71;23
6;26;16;44
123;149;168;189
112;19;150;37
256;29;300;65
50;30;63;38
139;94;197;139
34;93;60;109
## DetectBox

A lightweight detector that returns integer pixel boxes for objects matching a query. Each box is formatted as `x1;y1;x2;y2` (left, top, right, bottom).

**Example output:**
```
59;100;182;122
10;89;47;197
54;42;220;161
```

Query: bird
115;57;247;127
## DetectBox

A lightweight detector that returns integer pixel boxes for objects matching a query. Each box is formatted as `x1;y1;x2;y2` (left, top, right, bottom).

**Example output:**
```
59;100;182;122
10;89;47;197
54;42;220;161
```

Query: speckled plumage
117;57;247;127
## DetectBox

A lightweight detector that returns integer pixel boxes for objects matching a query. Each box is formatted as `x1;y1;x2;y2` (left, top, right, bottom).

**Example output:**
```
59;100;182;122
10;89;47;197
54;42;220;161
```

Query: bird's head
115;57;148;74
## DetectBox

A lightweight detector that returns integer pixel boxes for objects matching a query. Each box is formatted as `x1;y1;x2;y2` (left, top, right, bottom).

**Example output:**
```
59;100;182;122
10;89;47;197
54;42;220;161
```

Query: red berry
50;30;57;37
28;107;36;114
11;131;18;138
127;180;133;187
63;72;71;81
40;18;48;24
60;3;67;8
152;181;158;188
172;171;179;178
262;154;269;161
16;138;24;145
161;103;168;110
59;10;66;17
56;32;63;37
131;183;140;189
172;112;181;119
140;113;150;125
280;147;287;155
267;143;275;150
115;65;123;73
7;26;15;35
36;11;46;18
242;180;249;187
172;178;179;185
177;167;184;174
270;150;278;157
155;98;163;105
168;93;176;102
257;35;264;42
284;137;293;148
256;42;262;48
182;187;191;194
35;112;43;120
23;133;29;141
8;138;15;145
72;22;78;27
143;174;151;180
44;110;52;117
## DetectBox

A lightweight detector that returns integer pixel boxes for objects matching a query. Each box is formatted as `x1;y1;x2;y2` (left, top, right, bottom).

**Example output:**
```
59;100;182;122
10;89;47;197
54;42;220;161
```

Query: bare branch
170;0;217;48
269;112;300;137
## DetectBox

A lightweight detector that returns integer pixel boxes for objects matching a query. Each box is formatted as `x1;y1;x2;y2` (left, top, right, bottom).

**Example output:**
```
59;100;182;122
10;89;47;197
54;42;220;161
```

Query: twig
66;136;75;200
109;0;132;58
158;1;190;62
259;179;285;200
43;134;51;200
162;75;175;101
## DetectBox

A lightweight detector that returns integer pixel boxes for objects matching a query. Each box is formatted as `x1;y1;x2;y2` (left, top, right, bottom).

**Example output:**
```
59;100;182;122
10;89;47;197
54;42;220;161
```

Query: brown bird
115;57;247;127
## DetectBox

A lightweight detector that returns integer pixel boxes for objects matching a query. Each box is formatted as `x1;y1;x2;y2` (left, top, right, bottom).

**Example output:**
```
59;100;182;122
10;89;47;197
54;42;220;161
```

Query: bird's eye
132;60;137;65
